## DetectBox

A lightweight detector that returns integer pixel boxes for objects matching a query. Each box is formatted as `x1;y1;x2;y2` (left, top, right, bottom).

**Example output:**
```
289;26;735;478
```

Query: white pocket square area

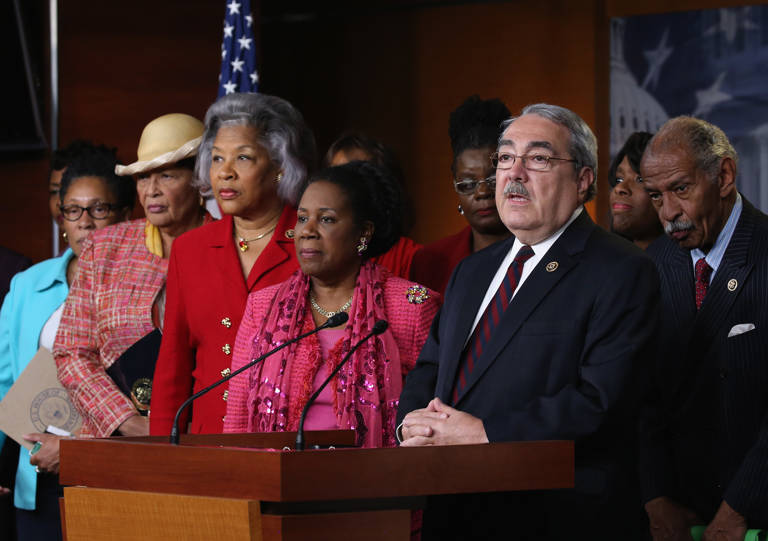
728;323;756;338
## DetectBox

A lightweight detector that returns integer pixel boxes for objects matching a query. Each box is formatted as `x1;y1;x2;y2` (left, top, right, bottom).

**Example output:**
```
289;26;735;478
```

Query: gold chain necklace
310;293;353;318
236;224;277;252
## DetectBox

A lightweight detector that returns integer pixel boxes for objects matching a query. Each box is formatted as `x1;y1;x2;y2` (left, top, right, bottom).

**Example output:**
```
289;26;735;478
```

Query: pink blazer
224;272;440;446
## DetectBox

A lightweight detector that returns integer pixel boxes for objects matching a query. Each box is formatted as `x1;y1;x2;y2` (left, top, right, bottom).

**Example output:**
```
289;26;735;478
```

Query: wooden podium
59;432;573;541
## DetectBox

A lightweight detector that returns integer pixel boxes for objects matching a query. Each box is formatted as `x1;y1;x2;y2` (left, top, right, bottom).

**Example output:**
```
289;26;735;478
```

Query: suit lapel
435;238;513;401
454;211;593;405
212;214;250;298
691;200;756;351
663;240;697;337
245;205;295;291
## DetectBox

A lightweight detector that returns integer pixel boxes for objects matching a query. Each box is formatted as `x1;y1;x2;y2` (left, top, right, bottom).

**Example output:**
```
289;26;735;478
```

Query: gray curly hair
648;116;738;183
194;93;317;205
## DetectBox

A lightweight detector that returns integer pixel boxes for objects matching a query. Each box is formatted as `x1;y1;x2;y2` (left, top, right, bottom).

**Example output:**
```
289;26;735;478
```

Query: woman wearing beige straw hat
53;113;212;439
149;93;316;436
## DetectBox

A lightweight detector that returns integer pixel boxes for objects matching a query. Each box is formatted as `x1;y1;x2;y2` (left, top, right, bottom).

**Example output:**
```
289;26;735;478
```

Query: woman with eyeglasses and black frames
0;143;133;541
409;95;512;295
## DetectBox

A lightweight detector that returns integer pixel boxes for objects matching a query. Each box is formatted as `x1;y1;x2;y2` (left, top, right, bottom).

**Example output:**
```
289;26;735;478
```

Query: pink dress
303;328;344;430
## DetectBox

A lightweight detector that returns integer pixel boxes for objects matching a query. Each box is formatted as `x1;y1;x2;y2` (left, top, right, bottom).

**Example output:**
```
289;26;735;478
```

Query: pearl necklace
236;225;277;252
310;293;353;318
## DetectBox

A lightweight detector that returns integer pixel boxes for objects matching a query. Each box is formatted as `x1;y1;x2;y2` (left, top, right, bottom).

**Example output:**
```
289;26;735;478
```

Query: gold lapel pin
545;261;559;272
727;279;738;292
285;229;295;239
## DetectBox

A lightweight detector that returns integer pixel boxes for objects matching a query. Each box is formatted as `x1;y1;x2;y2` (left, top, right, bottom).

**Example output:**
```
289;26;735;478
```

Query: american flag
218;0;258;97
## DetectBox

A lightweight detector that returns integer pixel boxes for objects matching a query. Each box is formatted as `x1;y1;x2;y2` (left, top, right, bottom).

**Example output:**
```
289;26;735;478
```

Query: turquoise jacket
0;248;73;510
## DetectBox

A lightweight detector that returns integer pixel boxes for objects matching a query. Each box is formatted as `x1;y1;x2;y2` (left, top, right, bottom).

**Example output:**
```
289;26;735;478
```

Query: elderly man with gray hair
397;103;659;540
639;116;768;540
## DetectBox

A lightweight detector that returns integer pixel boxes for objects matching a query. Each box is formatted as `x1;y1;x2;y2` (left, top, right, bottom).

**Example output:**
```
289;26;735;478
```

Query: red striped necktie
695;257;712;310
452;245;535;403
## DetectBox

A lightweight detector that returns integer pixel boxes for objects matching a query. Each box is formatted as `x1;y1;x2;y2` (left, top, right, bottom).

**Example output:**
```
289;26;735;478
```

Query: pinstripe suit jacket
640;197;768;526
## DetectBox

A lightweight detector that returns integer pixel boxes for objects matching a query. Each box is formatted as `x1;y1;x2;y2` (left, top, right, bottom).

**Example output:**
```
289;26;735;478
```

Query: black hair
325;131;414;232
324;132;403;179
608;132;653;188
301;161;404;260
60;144;136;212
449;95;511;174
50;140;100;173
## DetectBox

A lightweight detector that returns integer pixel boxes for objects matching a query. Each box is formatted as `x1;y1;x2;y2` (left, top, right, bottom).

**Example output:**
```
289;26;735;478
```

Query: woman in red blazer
149;93;317;435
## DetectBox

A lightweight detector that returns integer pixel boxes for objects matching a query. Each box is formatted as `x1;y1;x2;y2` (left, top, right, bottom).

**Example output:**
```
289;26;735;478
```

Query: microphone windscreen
326;312;350;327
372;320;388;334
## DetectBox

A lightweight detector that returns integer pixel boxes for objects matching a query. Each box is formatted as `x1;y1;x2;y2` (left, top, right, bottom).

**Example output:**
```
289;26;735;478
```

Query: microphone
169;311;349;444
294;319;388;451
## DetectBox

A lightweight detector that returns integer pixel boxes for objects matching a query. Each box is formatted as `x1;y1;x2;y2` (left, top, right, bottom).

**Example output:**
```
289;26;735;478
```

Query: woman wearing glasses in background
409;95;511;295
0;143;133;541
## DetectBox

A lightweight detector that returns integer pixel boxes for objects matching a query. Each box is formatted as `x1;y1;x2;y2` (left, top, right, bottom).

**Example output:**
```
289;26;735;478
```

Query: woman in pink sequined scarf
224;161;440;448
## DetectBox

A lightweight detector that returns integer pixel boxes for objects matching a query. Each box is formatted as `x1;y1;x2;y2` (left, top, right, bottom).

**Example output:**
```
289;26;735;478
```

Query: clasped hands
646;497;747;541
400;397;489;446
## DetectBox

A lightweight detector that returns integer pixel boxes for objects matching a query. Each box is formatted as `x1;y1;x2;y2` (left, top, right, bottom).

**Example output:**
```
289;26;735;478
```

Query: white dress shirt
465;207;583;346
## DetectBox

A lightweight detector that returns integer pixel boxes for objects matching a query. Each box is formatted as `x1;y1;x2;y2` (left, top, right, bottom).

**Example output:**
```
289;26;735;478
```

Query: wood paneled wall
0;0;754;262
0;0;221;262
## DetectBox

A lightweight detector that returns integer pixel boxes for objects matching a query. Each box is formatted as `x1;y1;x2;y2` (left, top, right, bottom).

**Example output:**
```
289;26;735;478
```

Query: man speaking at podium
397;104;660;540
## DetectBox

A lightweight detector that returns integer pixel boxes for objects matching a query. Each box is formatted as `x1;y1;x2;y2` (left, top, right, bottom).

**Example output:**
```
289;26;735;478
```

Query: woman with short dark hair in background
325;132;421;279
0;143;133;540
150;93;316;436
53;113;211;440
410;95;512;295
48;140;106;228
608;132;663;251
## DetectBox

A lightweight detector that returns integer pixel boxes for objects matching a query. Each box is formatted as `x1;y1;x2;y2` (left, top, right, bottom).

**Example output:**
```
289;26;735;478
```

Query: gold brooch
285;229;295;239
727;279;738;292
545;261;559;272
130;378;152;413
406;285;430;304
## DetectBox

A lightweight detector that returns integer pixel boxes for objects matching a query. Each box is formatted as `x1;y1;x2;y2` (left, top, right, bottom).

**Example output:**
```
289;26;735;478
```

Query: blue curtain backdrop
611;5;768;211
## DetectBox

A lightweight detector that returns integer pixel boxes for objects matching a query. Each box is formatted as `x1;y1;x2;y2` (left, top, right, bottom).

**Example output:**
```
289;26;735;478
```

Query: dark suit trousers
14;473;63;541
421;489;647;541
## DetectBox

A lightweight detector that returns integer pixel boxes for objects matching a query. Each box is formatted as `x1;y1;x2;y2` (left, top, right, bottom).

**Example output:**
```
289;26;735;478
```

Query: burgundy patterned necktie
695;257;712;310
452;245;535;403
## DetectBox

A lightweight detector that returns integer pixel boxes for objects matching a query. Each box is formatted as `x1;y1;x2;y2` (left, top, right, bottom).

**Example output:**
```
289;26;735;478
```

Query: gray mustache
664;218;694;235
503;181;530;197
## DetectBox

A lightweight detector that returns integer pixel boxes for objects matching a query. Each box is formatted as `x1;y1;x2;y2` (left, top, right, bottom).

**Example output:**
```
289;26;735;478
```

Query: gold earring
62;231;68;241
457;204;464;216
357;236;368;255
276;172;283;183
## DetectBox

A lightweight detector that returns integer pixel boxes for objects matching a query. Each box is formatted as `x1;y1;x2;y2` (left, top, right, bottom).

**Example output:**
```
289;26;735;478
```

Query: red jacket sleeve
149;245;194;436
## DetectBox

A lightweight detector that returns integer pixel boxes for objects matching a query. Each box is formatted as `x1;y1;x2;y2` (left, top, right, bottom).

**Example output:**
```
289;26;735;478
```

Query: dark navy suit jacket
398;210;660;500
639;197;768;527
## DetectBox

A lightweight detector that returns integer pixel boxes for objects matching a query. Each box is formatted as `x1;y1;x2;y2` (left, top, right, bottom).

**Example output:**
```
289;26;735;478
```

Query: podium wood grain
60;432;573;540
63;487;261;541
